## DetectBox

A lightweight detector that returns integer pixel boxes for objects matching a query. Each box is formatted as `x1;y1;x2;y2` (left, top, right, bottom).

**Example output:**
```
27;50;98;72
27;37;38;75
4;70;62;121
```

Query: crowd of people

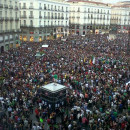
0;33;130;130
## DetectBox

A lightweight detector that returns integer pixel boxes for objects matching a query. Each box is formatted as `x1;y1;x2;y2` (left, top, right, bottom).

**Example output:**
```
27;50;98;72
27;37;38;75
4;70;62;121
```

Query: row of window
0;10;18;18
20;3;68;12
20;11;68;18
71;8;110;14
21;20;68;26
0;22;19;31
0;0;18;5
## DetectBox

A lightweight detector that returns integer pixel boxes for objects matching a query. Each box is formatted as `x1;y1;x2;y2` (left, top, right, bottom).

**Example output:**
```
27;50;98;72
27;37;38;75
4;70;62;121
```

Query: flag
89;59;93;66
92;57;95;64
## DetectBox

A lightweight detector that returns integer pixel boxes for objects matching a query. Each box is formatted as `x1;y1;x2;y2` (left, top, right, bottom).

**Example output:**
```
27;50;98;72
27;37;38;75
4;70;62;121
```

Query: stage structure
38;83;67;109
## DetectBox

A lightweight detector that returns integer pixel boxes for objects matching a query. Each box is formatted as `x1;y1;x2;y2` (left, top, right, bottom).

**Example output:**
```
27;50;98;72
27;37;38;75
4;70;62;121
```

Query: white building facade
68;1;111;35
19;0;70;42
110;5;130;33
0;0;20;53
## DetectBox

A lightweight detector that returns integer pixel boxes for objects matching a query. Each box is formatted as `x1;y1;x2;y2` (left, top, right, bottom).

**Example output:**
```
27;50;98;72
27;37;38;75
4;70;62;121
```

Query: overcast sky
103;0;130;3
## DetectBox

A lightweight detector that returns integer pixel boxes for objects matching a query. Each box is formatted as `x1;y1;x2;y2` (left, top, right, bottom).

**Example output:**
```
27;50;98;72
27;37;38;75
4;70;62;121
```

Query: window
5;22;7;31
10;22;12;30
88;8;90;13
0;11;2;17
0;23;3;30
30;20;33;26
24;20;26;25
15;12;17;18
39;20;41;26
23;11;26;16
51;5;53;10
30;11;33;16
19;3;21;9
5;11;7;17
44;21;46;26
10;11;12;17
66;7;68;12
39;11;41;16
44;4;46;9
30;3;33;7
23;3;26;7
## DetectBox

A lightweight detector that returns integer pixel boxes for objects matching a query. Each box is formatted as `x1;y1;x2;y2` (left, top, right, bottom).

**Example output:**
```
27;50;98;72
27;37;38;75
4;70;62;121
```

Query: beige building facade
19;0;70;42
0;0;20;53
68;0;111;35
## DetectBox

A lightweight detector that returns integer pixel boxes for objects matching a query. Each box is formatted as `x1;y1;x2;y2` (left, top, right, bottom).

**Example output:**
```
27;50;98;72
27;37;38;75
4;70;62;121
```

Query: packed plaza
0;0;130;130
0;33;130;129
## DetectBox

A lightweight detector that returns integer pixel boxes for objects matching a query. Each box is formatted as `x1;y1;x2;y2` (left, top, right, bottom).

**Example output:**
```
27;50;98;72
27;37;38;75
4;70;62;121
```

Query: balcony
5;17;9;21
29;6;34;9
20;24;28;27
39;16;42;19
0;17;4;21
4;4;8;8
39;7;42;9
22;6;26;9
15;6;18;10
21;15;27;18
9;5;13;9
0;4;3;8
29;15;34;18
15;17;19;21
10;17;14;21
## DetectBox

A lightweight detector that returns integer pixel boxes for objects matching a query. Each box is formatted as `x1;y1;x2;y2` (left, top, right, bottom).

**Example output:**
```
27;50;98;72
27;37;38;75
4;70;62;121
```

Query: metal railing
29;15;34;18
0;4;3;8
15;6;18;10
4;4;8;8
21;15;27;18
0;17;4;21
22;6;26;9
39;16;42;18
29;6;34;9
9;5;13;9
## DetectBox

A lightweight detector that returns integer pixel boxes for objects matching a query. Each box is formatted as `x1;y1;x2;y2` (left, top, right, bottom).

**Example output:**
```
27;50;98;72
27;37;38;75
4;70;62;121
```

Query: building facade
19;0;69;42
110;4;130;33
68;0;111;35
0;0;20;53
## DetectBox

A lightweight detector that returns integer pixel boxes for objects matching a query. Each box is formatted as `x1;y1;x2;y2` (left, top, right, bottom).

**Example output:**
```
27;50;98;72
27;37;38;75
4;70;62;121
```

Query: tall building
0;0;20;53
19;0;70;42
110;3;130;32
68;0;111;35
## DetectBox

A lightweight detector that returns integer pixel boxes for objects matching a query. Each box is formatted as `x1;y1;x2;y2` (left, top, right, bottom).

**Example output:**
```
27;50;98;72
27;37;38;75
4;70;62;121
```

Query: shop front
30;36;34;42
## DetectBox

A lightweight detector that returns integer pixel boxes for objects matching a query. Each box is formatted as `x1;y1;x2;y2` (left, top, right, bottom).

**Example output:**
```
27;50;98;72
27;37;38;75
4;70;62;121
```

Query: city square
0;0;130;130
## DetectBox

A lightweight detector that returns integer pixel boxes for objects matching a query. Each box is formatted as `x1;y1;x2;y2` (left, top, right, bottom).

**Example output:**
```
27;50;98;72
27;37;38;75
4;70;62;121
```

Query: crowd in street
0;33;130;130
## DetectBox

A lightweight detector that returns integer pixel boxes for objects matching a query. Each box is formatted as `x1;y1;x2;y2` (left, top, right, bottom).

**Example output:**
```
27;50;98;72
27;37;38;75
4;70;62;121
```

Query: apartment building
19;0;69;42
110;4;130;33
0;0;20;53
68;0;111;35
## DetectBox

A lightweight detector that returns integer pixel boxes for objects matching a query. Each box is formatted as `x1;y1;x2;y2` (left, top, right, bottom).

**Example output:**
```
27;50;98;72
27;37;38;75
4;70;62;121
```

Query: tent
42;45;49;48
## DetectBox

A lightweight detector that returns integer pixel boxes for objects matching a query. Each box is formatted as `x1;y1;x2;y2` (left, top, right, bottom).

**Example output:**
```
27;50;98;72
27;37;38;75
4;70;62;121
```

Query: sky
103;0;130;3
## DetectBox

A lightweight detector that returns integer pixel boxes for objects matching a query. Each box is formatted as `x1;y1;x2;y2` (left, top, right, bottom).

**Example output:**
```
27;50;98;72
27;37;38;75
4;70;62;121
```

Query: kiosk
38;83;67;109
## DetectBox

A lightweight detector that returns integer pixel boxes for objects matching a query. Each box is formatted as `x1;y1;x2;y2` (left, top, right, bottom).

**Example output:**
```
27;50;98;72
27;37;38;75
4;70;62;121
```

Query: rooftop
41;83;67;93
